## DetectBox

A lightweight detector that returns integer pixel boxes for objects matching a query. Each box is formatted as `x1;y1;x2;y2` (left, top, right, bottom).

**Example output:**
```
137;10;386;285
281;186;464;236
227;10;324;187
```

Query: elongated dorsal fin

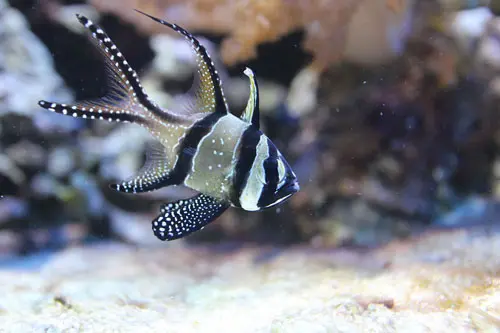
135;9;228;116
241;67;260;129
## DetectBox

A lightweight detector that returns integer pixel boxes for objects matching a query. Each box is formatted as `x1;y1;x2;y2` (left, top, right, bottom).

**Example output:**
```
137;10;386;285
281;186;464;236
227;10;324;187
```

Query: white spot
72;112;77;117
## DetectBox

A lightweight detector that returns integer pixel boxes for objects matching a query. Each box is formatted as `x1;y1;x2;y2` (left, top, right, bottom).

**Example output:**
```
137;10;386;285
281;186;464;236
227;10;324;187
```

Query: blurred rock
47;146;76;178
0;0;72;115
6;141;46;170
446;6;494;54
286;65;320;118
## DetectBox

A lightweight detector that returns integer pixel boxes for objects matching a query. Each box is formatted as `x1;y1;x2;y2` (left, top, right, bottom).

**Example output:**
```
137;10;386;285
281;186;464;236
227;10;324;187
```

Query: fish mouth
268;179;300;207
282;180;300;195
261;179;300;209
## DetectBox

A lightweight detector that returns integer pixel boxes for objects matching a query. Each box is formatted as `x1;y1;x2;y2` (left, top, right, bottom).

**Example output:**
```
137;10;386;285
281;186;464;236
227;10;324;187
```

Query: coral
89;0;415;68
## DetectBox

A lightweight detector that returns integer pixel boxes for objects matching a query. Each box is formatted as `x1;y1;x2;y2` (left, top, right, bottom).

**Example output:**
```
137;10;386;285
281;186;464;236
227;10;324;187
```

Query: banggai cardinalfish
38;10;300;241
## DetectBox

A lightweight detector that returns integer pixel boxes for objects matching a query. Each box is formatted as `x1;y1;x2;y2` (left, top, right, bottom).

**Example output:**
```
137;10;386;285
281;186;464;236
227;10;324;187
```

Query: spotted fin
134;10;228;115
241;67;260;129
152;193;229;241
39;14;183;125
111;141;178;193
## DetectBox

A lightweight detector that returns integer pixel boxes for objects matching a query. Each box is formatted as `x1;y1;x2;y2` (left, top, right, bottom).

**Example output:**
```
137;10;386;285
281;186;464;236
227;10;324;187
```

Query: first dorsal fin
241;67;260;129
134;9;228;115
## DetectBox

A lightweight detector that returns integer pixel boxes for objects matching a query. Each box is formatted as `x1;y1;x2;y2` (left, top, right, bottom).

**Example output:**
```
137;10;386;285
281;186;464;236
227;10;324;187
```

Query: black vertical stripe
230;127;262;208
257;139;279;208
171;112;226;184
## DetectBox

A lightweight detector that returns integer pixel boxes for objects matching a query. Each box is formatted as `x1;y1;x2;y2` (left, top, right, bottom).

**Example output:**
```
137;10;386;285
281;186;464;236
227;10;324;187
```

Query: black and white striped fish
38;10;299;241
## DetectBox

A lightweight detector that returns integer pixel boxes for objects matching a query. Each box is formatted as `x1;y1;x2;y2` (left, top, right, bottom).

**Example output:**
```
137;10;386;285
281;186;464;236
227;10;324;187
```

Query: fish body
38;10;299;241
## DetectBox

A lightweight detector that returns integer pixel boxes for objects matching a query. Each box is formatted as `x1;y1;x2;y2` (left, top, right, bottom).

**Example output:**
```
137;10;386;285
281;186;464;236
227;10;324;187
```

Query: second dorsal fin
135;10;228;116
241;67;260;129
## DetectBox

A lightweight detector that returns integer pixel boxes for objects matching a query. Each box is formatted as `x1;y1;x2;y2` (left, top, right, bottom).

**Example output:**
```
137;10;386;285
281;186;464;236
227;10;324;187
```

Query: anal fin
110;141;178;193
152;194;229;241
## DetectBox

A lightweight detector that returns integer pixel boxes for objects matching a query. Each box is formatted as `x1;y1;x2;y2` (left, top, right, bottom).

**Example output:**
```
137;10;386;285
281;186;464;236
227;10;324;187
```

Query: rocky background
2;1;500;332
1;0;500;253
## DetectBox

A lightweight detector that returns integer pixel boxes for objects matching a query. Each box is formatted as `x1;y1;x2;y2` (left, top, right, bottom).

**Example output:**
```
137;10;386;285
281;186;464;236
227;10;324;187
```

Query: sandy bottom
0;227;499;332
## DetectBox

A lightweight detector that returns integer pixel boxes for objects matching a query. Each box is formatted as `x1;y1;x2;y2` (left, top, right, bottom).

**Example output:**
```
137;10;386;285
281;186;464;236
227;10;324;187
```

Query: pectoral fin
152;193;229;241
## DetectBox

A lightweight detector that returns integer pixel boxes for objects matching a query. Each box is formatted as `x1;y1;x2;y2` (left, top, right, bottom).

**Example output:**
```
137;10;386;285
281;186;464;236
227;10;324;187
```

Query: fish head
256;138;300;210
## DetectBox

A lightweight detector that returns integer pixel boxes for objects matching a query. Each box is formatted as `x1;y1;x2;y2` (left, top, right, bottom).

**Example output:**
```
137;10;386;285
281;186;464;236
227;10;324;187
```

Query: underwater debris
89;0;416;69
38;11;299;241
